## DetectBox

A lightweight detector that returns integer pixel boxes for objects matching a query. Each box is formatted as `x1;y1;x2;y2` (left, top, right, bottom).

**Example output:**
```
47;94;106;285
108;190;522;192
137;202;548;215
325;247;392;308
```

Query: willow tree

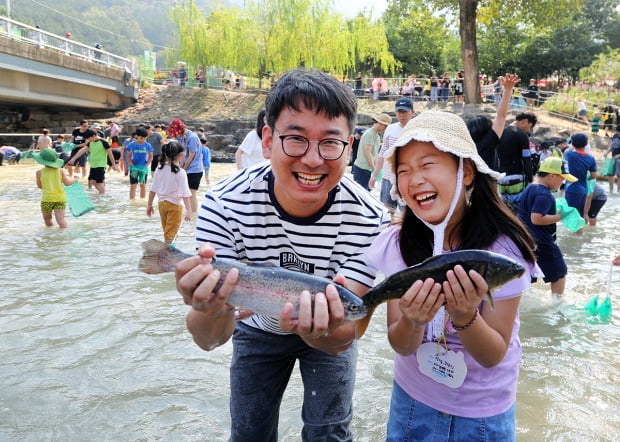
382;0;454;76
347;13;401;78
170;0;398;82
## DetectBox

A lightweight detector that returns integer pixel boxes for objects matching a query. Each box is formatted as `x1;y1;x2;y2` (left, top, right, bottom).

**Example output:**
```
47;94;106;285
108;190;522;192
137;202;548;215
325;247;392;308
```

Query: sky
333;0;388;18
229;0;388;19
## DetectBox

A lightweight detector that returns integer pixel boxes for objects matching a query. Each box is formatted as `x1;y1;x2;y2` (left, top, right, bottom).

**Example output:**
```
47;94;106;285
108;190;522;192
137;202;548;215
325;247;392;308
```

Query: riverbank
113;85;611;162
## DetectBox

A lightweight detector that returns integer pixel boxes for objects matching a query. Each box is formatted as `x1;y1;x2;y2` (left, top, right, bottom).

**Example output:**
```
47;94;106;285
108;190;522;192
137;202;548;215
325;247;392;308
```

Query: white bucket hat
385;110;502;180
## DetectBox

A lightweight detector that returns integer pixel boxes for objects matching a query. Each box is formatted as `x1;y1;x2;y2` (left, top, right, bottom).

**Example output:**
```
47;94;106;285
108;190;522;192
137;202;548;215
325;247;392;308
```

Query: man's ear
262;126;273;159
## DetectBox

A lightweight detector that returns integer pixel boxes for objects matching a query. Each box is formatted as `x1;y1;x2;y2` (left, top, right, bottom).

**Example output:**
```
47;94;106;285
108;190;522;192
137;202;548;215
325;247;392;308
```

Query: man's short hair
264;69;358;134
515;112;537;127
135;127;148;137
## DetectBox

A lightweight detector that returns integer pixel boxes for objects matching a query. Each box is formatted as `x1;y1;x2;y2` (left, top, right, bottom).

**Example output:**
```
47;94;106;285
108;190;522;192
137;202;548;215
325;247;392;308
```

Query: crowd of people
27;119;211;238
14;67;619;440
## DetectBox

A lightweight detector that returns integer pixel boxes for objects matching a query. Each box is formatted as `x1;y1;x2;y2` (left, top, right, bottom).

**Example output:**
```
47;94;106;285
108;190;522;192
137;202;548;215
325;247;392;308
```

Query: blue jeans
230;322;357;442
386;381;516;442
430;87;438;101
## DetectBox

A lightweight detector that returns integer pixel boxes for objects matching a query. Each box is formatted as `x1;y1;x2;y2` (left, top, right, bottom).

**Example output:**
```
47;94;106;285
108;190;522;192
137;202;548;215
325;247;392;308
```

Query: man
168;118;203;214
351;112;391;190
370;97;415;214
145;124;164;173
68;120;91;178
496;112;537;213
175;69;389;441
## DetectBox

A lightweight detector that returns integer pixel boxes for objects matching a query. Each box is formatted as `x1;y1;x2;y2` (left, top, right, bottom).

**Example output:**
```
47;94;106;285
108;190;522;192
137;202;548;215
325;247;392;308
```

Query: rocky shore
114;85;610;162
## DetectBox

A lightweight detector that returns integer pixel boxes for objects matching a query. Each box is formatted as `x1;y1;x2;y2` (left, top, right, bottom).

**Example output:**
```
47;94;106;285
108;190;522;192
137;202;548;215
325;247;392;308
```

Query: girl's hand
442;265;488;324
398;278;444;327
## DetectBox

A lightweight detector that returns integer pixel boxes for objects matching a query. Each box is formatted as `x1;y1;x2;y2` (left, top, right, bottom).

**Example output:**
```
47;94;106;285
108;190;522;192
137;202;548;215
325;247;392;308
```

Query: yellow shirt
40;167;66;202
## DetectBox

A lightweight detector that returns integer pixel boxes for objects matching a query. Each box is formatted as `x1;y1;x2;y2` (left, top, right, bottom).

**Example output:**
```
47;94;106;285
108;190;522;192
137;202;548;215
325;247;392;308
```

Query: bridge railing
0;15;136;75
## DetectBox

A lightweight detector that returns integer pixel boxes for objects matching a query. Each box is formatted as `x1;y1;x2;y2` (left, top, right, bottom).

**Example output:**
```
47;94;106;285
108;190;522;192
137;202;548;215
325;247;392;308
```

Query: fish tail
355;306;377;338
138;239;172;274
486;292;495;310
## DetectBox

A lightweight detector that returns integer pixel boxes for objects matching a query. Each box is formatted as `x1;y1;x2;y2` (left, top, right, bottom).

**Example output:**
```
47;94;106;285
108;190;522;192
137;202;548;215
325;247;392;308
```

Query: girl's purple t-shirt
365;225;539;418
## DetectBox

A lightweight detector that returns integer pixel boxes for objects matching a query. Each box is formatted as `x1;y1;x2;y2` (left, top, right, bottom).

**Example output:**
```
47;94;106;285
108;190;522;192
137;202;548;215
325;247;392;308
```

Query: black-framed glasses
274;128;349;161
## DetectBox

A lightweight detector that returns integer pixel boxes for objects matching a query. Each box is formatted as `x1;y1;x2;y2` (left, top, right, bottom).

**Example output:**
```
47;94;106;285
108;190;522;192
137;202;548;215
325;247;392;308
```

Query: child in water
34;148;77;228
365;111;540;441
146;142;192;245
518;157;577;297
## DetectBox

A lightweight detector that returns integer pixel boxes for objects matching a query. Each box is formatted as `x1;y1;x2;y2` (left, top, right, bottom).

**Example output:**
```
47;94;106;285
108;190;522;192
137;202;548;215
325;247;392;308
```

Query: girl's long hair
398;159;536;266
159;142;185;173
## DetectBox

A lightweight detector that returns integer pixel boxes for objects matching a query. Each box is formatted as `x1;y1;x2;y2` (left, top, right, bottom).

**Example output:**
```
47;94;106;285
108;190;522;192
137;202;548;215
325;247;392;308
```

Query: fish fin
138;239;170;274
355;306;377;339
486;291;495;310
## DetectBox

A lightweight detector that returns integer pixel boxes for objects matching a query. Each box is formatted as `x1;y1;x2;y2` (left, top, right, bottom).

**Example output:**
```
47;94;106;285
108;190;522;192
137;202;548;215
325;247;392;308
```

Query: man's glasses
274;128;348;161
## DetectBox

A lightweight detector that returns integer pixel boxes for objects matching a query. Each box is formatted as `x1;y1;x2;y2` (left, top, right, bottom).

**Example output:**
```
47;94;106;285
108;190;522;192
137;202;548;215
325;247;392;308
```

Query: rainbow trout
138;239;368;321
356;249;526;336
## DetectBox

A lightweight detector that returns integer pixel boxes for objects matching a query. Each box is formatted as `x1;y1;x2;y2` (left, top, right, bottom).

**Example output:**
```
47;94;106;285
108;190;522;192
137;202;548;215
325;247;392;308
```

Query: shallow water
0;162;619;441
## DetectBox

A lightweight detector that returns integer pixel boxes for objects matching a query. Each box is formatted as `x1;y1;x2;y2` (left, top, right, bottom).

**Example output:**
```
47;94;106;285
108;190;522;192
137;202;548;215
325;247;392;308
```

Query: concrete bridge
0;16;139;147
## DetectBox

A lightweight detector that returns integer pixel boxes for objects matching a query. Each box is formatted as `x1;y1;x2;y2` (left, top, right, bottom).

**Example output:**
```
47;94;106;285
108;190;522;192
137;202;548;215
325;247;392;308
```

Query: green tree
579;48;620;86
382;0;454;76
424;0;585;103
170;0;398;83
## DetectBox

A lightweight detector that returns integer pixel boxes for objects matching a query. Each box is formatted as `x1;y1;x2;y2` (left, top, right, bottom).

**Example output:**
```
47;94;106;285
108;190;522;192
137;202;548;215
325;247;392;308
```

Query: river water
0;161;618;441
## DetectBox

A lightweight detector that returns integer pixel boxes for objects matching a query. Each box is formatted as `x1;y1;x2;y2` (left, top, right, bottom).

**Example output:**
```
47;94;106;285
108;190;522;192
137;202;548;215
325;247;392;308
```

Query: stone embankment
113;85;611;162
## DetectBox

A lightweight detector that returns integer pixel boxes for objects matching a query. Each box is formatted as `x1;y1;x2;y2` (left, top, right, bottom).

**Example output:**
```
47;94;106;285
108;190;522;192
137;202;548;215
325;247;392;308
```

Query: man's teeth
297;172;322;185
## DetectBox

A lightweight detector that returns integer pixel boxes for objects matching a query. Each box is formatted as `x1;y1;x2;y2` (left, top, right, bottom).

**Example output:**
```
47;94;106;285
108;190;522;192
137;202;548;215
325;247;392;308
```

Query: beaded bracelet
450;309;478;331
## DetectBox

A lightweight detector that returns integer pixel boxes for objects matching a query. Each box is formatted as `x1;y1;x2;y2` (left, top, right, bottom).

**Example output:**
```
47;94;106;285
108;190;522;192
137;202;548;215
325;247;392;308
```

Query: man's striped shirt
196;163;390;334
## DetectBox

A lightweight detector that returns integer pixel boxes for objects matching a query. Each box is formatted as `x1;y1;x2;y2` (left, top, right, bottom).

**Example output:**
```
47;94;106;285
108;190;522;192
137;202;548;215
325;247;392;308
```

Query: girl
366;111;539;441
34;148;77;228
146;142;192;245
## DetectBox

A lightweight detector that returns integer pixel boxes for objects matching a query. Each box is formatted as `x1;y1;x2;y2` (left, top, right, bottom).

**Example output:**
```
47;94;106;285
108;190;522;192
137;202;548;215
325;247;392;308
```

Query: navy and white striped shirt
196;163;390;334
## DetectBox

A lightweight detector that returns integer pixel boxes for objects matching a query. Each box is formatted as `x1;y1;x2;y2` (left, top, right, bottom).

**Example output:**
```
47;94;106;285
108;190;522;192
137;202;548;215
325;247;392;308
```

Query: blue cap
395;97;413;111
355;128;364;135
570;133;588;148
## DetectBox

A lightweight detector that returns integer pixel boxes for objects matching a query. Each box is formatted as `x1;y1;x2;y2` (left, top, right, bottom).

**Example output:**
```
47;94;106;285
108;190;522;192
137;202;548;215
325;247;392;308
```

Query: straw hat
385;110;502;180
372;113;392;126
33;148;64;168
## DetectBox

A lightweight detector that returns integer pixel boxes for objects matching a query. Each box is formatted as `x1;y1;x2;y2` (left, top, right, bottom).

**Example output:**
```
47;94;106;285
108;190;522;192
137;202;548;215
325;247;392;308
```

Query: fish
356;250;526;337
138;239;368;321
